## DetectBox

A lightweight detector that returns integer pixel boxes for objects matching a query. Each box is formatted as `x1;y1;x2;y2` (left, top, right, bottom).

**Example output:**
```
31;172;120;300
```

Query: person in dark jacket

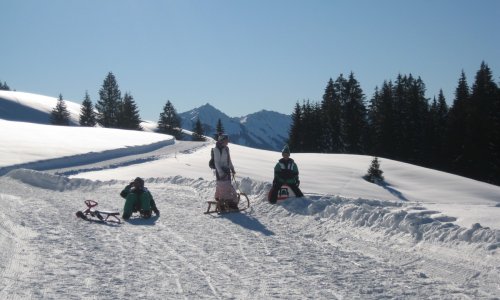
269;145;304;203
120;177;159;219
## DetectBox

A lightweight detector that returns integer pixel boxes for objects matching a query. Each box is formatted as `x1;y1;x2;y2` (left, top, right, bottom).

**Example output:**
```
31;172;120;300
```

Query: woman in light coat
213;134;238;210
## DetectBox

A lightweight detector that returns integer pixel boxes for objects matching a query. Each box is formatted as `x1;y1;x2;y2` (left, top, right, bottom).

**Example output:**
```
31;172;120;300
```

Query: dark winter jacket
120;185;158;218
274;158;300;185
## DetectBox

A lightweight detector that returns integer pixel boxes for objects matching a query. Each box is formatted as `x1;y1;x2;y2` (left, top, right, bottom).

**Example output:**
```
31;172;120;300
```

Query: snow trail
1;170;499;299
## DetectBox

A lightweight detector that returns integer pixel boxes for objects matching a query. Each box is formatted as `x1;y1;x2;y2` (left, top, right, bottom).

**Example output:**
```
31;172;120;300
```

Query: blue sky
2;0;499;121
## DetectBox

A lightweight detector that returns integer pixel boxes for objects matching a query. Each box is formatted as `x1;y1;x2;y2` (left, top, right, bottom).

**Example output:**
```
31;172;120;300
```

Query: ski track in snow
1;144;499;299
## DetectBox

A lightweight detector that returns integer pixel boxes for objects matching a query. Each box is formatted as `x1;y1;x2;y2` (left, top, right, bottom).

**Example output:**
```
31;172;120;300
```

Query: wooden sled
205;192;250;214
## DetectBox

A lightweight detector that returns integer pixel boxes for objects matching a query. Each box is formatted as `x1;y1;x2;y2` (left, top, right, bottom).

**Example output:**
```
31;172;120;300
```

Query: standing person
213;134;239;210
269;144;304;204
120;177;160;219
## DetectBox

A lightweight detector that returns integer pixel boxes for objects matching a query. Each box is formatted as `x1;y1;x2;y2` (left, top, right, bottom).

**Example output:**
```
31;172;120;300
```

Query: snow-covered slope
0;90;157;131
179;103;291;151
1;92;500;298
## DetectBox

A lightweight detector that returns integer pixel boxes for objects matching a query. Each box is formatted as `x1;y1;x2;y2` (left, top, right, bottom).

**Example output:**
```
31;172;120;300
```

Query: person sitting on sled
269;144;304;203
120;177;159;219
213;134;239;211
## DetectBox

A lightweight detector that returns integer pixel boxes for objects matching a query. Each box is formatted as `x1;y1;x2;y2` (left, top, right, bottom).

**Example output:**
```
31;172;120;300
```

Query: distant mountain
0;91;290;151
179;103;291;151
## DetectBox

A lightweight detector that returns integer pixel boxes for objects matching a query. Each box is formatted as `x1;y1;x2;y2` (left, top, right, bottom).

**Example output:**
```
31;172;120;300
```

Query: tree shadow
378;181;409;201
222;213;275;236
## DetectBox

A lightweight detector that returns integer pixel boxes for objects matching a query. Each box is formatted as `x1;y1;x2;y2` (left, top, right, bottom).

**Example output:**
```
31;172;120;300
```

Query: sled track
1;173;499;298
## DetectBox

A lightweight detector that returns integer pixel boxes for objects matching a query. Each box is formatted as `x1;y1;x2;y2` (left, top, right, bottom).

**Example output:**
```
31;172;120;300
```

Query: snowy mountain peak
179;104;291;151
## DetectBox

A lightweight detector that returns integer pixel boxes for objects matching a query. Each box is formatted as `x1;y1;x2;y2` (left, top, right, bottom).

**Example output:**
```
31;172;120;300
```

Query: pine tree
119;92;142;130
79;91;97;127
215;119;225;139
364;157;384;183
288;102;303;151
427;91;449;167
158;100;183;139
341;72;367;154
463;62;499;183
320;78;342;153
0;80;10;90
50;94;70;126
367;81;396;158
192;118;206;141
445;71;470;174
96;72;121;128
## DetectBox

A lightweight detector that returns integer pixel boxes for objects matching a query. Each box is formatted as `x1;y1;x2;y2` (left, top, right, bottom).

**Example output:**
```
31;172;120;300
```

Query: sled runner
205;176;250;214
76;200;121;223
205;193;250;214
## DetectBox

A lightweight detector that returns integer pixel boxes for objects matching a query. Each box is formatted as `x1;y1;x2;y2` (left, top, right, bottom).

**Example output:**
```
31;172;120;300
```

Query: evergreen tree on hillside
119;92;142;130
192;118;206;141
320;78;342;153
158;100;183;139
391;74;429;163
0;80;10;90
79;91;97;127
215;118;225;134
367;81;396;158
215;119;225;138
463;62;499;183
341;73;367;154
50;94;70;126
96;72;121;128
364;157;384;183
445;71;470;174
288;102;303;151
427;90;449;167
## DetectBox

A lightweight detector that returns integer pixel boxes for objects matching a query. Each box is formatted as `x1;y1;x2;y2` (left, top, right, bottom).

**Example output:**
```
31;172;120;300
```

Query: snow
1;91;500;298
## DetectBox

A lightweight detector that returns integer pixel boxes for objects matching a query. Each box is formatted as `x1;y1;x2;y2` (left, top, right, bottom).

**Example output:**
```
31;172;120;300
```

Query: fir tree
0;80;10;90
320;78;342;153
445;71;470;174
364;157;384;183
96;72;121;128
463;62;499;183
158;100;183;139
216;119;224;135
50;94;70;126
79;91;97;127
119;92;142;130
288;102;303;151
192;118;206;141
427;90;449;167
341;72;367;154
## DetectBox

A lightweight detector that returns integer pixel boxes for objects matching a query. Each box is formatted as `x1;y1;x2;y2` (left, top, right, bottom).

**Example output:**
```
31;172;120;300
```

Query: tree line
288;62;500;186
47;72;206;141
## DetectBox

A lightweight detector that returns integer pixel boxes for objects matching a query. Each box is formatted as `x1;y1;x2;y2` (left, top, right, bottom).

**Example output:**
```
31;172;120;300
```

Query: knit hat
134;177;144;186
281;144;290;155
218;134;228;142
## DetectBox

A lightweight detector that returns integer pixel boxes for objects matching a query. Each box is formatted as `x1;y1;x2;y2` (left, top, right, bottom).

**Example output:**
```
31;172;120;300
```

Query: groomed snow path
1;172;499;299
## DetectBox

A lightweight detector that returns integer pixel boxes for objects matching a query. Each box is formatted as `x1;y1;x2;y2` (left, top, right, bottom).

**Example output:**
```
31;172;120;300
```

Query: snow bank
6;168;499;251
279;195;500;250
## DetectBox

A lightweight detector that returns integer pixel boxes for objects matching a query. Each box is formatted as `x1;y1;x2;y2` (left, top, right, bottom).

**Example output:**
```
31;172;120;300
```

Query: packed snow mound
5;168;500;251
278;195;500;250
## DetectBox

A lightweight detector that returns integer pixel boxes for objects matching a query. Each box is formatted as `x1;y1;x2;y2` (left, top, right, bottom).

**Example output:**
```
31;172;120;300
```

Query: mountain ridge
0;90;290;151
